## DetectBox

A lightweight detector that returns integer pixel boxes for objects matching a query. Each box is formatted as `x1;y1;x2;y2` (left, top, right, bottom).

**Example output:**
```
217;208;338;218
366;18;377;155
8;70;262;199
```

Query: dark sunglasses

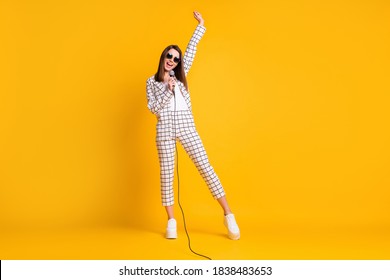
166;53;180;63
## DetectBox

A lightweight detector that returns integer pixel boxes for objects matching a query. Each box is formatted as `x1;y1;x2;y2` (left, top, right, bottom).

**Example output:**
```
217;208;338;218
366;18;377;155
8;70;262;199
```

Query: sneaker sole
166;230;177;239
224;220;240;240
228;231;240;240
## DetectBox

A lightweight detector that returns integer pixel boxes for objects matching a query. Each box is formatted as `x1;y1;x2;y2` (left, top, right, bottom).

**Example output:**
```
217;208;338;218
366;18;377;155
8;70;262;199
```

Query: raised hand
193;11;204;26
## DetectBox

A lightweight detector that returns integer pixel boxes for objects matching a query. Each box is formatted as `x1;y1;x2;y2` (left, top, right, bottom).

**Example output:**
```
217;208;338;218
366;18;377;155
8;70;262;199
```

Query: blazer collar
155;80;166;93
154;79;187;94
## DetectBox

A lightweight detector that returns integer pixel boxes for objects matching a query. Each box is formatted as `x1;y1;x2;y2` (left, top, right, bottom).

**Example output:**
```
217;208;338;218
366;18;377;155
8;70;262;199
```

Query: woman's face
164;48;180;72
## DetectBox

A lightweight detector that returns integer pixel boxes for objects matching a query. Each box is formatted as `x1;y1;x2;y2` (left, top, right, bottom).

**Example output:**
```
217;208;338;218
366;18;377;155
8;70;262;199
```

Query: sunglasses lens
167;53;180;63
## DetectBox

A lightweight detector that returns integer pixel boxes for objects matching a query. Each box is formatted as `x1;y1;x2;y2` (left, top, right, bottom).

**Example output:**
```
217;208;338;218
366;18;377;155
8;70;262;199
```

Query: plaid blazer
146;24;206;141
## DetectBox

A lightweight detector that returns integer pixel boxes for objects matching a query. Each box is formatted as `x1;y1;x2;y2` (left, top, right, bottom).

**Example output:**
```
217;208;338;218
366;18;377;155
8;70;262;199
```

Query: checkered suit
146;25;226;206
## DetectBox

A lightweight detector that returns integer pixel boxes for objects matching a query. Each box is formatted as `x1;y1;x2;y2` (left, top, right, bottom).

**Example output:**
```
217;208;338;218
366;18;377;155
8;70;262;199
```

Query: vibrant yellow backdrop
1;0;389;259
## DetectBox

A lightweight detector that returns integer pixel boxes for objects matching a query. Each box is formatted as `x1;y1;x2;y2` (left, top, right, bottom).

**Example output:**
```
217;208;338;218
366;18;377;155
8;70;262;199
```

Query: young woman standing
146;11;240;240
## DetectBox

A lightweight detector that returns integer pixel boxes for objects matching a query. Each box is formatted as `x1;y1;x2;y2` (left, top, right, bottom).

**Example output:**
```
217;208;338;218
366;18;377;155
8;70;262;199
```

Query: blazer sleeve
183;24;206;76
146;77;173;116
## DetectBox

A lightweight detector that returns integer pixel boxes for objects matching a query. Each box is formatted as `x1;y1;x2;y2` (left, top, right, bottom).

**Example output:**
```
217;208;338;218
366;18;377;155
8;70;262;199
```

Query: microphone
169;70;175;94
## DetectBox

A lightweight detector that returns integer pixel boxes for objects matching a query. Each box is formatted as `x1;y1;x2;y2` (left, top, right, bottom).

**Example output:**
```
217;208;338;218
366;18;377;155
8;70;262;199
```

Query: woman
146;11;240;240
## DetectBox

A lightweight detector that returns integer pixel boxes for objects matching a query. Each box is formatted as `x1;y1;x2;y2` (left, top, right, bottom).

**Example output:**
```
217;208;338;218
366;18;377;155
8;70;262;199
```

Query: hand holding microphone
168;70;176;94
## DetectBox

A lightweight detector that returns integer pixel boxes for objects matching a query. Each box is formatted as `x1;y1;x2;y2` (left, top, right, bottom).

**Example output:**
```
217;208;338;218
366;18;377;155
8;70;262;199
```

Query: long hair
154;45;188;91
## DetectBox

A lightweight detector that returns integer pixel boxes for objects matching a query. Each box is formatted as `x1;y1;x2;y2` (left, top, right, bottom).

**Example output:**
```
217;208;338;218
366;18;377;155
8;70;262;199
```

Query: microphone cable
176;142;211;260
171;77;212;260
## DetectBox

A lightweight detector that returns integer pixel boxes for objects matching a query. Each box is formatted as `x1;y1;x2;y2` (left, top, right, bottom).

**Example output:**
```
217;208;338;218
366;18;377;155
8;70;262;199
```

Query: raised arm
183;11;206;75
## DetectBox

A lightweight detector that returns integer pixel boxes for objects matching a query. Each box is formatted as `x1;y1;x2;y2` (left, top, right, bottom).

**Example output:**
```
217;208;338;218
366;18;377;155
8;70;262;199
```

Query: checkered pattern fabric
157;111;225;206
146;24;206;122
183;25;205;75
147;25;225;206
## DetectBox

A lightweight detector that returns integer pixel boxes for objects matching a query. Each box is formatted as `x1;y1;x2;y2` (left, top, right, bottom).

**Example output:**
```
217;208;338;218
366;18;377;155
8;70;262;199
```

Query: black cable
173;85;212;260
175;144;211;260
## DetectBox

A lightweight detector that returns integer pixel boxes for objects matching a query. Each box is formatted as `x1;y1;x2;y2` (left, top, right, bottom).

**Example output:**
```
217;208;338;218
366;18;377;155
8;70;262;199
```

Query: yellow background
1;0;389;259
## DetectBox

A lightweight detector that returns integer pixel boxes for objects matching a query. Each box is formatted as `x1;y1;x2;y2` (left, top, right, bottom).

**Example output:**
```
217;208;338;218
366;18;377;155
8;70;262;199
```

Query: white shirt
168;84;189;111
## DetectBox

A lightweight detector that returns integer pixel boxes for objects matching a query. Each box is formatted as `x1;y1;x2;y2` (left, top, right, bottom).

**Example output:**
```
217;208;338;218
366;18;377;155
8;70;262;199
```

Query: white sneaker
165;218;177;239
224;214;240;240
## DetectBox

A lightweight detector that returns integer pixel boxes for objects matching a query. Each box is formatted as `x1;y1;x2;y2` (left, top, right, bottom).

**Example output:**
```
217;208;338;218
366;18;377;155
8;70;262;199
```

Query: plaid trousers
156;110;225;206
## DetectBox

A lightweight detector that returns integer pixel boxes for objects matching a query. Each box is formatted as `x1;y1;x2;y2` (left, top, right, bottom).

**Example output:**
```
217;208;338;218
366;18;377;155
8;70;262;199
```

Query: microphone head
169;70;175;77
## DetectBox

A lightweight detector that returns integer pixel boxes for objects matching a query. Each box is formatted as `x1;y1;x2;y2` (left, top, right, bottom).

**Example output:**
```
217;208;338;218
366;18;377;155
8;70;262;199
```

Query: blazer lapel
155;81;166;95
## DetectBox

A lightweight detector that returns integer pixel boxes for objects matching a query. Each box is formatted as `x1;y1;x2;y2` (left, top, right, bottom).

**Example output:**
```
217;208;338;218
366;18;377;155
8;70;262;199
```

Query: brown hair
154;45;188;91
